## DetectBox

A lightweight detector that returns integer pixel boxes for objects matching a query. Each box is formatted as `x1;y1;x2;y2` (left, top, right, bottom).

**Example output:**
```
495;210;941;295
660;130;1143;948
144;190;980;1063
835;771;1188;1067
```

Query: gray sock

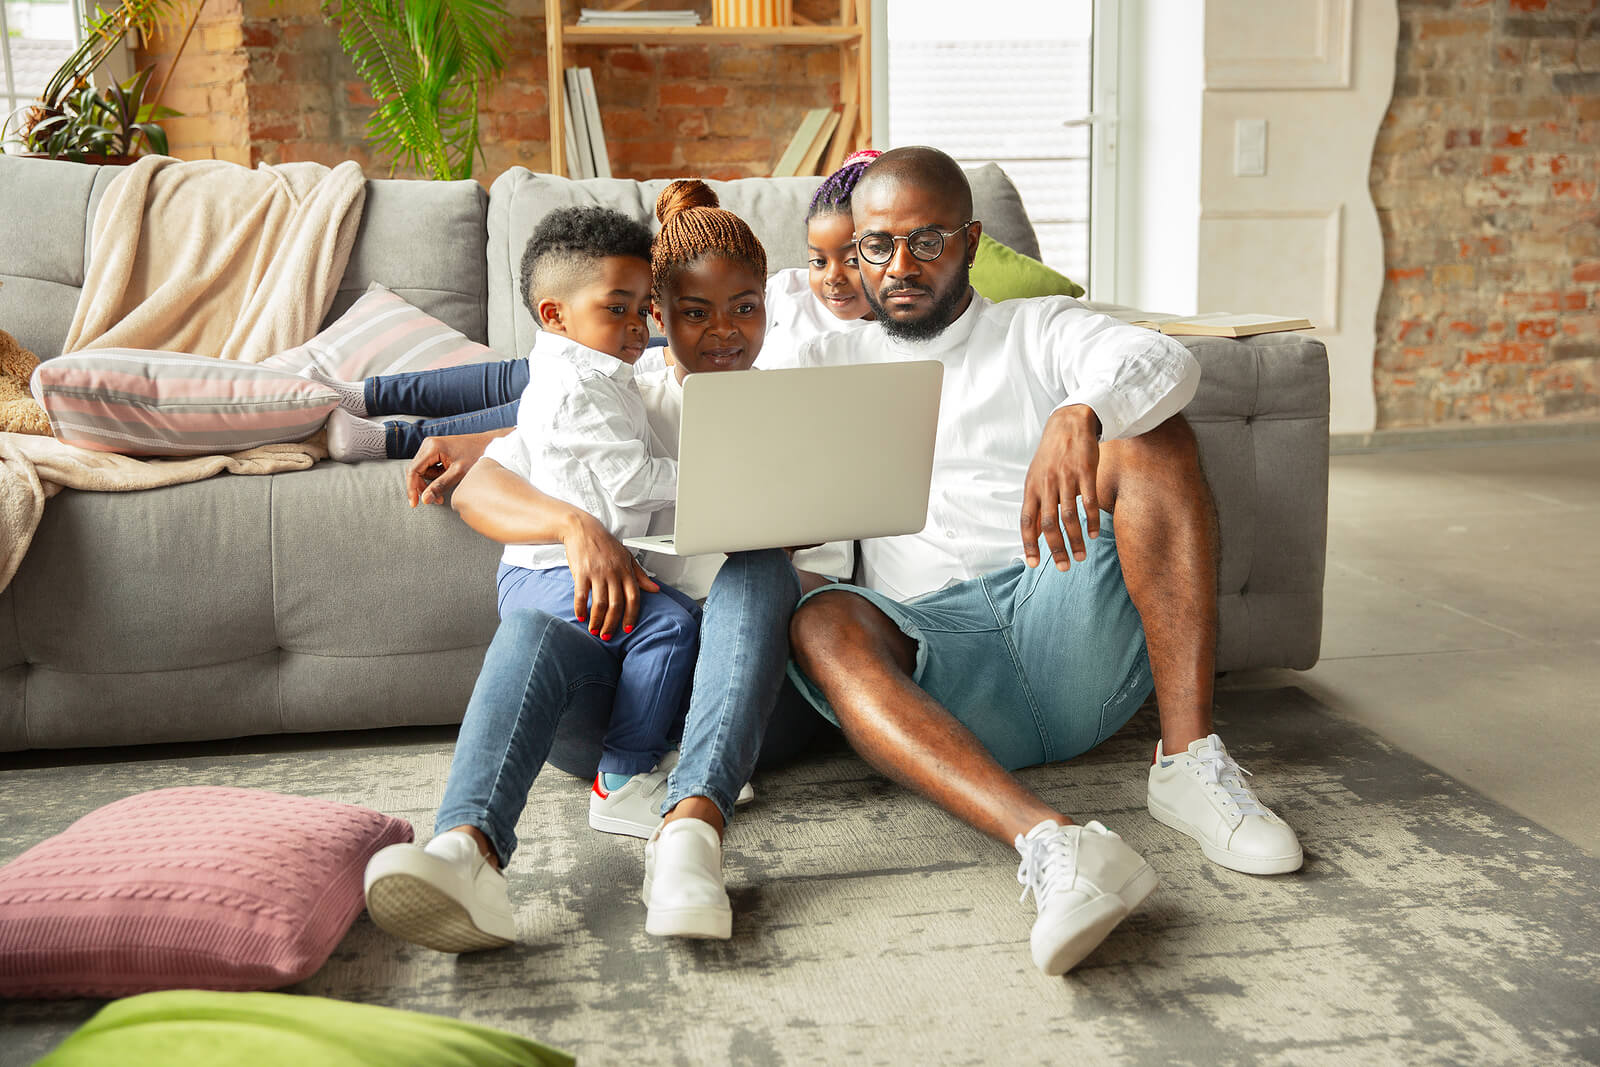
325;408;388;462
301;363;368;416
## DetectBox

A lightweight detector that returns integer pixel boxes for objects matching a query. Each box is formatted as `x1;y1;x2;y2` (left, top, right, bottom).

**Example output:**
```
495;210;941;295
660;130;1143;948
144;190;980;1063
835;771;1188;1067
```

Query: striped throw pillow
32;351;339;457
263;282;499;380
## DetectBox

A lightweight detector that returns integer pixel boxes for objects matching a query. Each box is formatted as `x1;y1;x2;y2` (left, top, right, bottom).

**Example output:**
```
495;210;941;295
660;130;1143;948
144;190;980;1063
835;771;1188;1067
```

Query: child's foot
589;751;678;838
363;830;515;953
643;817;731;939
325;408;387;462
300;363;368;415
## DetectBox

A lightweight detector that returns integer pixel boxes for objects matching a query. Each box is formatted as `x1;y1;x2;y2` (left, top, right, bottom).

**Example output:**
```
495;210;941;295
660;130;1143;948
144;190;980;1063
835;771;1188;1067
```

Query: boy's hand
407;430;503;507
563;512;660;640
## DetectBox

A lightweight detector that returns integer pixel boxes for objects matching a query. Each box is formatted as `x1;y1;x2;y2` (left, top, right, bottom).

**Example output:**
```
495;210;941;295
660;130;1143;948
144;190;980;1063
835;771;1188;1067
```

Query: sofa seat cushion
0;787;412;998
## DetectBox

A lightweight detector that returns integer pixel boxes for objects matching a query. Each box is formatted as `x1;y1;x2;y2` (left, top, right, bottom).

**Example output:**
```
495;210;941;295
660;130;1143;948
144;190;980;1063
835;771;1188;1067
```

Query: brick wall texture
138;0;845;181
1371;0;1600;427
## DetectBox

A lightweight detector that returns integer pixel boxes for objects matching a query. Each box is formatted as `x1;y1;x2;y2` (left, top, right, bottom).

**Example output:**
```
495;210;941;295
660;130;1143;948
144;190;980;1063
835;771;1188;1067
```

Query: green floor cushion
36;990;574;1067
969;232;1085;301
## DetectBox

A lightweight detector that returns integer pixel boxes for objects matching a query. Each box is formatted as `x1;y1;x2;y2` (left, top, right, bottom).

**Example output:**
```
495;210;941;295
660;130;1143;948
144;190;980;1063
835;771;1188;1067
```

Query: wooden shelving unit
545;0;871;177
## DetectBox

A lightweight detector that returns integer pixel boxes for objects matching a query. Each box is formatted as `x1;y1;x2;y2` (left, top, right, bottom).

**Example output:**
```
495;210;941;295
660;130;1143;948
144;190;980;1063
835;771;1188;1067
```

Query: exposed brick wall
140;0;846;182
1371;0;1600;428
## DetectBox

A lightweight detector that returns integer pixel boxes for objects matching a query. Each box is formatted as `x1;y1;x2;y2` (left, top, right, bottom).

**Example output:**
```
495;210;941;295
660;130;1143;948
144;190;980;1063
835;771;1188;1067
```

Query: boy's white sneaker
1147;732;1303;875
363;829;515;953
642;818;732;940
1016;819;1158;977
589;749;755;838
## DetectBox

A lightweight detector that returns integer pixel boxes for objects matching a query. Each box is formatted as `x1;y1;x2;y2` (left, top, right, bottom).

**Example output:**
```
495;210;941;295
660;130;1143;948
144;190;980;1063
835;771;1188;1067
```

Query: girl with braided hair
364;179;848;951
759;149;881;370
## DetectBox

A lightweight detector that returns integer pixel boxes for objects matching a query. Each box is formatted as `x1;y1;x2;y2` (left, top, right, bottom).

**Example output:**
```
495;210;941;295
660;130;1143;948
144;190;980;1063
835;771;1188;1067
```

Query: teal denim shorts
787;511;1152;771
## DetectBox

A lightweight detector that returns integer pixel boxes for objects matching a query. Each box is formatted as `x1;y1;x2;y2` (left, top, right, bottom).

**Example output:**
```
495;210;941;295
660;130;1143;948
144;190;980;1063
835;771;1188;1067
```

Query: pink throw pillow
264;282;500;380
0;786;412;999
31;350;339;456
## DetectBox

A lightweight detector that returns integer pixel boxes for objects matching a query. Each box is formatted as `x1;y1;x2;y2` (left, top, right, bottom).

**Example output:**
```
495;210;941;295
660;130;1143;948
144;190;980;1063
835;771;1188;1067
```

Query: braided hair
805;149;883;223
651;179;768;298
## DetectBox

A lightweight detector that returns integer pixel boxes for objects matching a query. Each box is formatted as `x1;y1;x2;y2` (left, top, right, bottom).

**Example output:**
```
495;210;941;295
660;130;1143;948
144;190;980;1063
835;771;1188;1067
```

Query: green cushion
969;232;1085;301
38;990;573;1067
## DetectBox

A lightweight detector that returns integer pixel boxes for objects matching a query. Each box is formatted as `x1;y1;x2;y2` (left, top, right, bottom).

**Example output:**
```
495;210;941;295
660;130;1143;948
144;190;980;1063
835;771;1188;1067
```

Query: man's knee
789;591;914;678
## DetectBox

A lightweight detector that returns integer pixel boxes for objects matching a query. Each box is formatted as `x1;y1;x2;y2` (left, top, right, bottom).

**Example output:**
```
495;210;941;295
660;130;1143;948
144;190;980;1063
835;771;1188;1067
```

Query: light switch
1235;118;1267;177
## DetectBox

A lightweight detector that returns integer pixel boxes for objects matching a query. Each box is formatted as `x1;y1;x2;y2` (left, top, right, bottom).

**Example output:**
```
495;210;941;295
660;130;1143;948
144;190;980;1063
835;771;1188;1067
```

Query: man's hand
562;511;661;640
1020;404;1102;570
407;430;502;507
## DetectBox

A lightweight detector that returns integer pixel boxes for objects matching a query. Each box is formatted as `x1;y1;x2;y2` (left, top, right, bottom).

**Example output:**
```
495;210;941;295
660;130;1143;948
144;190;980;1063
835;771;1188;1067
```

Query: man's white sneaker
589;749;755;837
363;830;515;953
1016;819;1158;977
1147;733;1303;875
642;818;732;939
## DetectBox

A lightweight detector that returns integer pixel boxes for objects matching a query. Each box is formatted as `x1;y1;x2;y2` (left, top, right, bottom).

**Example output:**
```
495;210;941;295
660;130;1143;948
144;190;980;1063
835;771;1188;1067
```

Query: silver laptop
623;361;943;556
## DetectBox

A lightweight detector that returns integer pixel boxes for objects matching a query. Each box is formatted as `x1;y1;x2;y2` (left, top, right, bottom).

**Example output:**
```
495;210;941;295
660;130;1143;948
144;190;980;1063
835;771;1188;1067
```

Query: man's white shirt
794;291;1201;602
484;331;676;572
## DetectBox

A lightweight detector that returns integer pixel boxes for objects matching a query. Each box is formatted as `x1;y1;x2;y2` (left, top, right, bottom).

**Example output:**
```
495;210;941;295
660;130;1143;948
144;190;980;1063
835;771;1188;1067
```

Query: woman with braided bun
363;179;849;950
758;149;881;370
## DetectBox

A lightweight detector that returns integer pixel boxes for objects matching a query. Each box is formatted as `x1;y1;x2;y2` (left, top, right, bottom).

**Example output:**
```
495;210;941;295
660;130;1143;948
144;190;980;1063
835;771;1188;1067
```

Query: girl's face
806;211;873;321
653;255;766;380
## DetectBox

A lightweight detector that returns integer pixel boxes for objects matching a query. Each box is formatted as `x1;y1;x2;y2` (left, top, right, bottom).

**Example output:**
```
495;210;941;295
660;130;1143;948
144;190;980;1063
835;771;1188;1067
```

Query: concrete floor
1222;437;1600;857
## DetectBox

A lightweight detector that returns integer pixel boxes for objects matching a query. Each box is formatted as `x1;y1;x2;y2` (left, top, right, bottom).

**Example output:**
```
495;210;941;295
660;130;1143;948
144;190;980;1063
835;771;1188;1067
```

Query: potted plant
322;0;510;180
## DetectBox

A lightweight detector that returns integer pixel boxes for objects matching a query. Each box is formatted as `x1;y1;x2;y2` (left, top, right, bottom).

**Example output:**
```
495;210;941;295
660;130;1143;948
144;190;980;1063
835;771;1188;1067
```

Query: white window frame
2;0;93;146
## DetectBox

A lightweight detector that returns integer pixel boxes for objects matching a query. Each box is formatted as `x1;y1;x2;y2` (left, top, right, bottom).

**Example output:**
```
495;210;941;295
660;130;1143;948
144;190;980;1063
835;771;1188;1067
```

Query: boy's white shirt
483;331;676;573
794;292;1201;602
484;353;853;598
757;267;874;370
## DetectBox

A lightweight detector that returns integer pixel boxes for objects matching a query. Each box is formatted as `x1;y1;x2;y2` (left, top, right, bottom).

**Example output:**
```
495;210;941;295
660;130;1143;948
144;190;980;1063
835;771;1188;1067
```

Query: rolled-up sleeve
1035;302;1201;440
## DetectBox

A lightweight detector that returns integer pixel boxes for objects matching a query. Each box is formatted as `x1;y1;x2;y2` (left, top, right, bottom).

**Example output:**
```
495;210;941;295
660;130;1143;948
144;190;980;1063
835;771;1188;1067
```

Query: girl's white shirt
757;267;874;371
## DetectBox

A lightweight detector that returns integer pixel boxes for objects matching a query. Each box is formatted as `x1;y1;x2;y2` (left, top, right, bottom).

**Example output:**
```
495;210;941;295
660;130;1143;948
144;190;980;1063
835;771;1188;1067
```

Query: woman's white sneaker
1147;733;1303;875
1016;819;1159;977
642;818;732;940
363;830;516;953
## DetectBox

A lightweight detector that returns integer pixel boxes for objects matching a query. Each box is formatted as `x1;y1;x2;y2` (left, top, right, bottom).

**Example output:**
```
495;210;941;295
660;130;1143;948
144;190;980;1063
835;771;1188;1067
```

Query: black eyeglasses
854;221;976;266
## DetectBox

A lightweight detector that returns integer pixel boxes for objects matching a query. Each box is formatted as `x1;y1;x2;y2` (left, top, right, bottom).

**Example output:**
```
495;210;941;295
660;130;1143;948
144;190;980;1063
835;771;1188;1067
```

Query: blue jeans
365;358;530;459
435;549;816;864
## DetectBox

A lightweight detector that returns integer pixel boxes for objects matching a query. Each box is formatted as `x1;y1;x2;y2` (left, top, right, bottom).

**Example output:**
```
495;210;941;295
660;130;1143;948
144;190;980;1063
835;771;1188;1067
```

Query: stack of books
1124;312;1313;338
563;67;611;179
576;8;701;25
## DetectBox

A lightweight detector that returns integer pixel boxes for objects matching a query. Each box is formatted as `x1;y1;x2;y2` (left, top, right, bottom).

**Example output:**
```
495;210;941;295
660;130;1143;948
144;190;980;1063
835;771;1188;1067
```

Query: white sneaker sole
365;871;515;953
645;902;732;940
1148;797;1304;875
1033;863;1159;977
589;809;661;838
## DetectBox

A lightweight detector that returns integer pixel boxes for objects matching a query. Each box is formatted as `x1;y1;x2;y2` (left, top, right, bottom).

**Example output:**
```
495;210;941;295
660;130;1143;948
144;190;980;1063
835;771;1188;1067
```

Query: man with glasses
786;146;1303;977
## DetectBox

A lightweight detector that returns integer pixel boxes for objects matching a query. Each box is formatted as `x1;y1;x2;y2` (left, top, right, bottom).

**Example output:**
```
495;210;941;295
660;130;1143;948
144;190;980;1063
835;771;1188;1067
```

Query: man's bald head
854;146;974;223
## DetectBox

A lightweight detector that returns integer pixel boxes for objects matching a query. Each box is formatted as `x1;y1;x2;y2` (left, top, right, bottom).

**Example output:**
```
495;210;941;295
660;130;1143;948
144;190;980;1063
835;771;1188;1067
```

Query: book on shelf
772;108;834;177
576;8;700;24
796;108;840;177
563;67;596;179
576;67;611;179
1127;312;1313;338
561;80;583;180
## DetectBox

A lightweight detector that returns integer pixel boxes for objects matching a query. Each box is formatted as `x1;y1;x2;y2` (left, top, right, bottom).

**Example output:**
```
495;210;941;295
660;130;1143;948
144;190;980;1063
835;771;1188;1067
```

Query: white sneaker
589;749;755;837
1147;733;1303;875
1016;820;1158;976
325;407;387;462
642;818;732;939
363;830;515;953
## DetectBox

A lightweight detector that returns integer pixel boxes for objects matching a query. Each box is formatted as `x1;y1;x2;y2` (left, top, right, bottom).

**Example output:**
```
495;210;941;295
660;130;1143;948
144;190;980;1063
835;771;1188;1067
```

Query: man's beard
865;262;971;342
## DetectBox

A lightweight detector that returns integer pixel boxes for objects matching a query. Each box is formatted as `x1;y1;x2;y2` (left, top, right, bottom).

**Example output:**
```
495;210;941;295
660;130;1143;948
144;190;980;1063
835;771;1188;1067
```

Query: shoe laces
1191;739;1267;818
1015;825;1077;906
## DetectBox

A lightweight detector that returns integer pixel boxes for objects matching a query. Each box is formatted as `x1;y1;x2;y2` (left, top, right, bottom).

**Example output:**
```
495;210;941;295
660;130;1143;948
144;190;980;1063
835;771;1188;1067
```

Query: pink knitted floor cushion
0;786;412;998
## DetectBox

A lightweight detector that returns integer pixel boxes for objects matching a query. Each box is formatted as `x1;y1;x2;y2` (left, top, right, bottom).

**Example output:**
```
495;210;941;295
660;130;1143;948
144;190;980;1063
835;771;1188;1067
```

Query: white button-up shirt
758;267;875;371
484;332;676;572
795;292;1200;601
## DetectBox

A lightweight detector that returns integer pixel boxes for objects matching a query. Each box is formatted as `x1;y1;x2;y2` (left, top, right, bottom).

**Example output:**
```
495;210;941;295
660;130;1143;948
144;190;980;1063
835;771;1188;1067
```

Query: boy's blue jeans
365;358;529;459
433;550;815;865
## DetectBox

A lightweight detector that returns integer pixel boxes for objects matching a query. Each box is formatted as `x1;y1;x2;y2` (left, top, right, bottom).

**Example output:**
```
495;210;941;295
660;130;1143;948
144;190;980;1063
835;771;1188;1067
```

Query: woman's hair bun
655;178;720;224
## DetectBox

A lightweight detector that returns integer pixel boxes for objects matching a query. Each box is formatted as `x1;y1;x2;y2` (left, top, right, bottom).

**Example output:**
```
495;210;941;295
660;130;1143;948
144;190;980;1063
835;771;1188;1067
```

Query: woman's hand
561;511;661;639
407;429;507;507
1020;404;1102;570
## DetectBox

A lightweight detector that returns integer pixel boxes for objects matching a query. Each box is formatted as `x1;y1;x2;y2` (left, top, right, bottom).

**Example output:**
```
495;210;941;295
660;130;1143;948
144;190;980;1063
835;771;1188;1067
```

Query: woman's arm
453;458;660;637
406;428;513;508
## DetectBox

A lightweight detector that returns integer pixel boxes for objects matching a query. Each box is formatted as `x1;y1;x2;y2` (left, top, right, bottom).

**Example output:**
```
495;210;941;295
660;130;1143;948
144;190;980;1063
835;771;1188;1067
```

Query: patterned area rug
2;688;1597;1066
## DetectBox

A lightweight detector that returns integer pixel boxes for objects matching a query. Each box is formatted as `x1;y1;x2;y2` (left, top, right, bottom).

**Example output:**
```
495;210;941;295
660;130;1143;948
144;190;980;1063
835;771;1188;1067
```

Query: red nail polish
624;625;634;634
601;633;612;641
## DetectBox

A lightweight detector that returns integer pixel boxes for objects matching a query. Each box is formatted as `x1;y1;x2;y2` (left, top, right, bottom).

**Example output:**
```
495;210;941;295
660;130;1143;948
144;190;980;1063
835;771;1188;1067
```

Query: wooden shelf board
560;25;862;46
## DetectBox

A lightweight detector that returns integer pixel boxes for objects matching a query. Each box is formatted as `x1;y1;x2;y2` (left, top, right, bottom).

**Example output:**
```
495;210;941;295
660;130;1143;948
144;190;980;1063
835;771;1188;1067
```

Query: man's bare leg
1095;415;1218;754
788;592;1067;845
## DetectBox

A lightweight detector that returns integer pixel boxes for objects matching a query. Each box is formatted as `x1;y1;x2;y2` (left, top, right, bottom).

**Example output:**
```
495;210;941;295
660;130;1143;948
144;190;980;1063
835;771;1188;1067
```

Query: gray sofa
0;155;1329;752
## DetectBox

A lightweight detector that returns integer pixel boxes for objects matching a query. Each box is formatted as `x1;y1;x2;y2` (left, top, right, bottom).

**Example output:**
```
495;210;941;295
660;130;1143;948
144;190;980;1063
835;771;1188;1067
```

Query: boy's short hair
519;206;654;313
